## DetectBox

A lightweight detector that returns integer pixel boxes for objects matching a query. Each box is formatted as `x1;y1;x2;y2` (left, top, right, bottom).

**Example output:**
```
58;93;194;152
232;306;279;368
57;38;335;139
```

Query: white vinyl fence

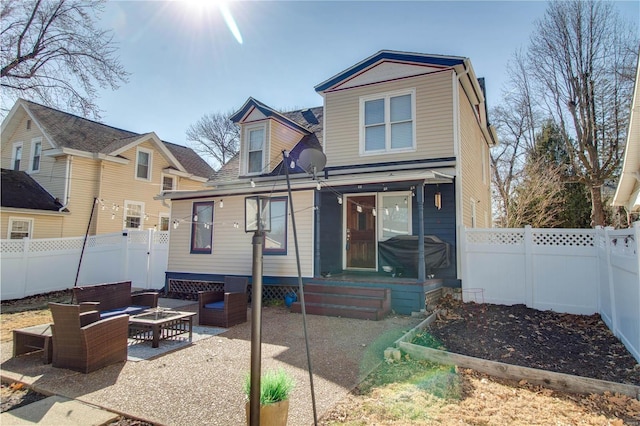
461;223;640;363
1;230;169;300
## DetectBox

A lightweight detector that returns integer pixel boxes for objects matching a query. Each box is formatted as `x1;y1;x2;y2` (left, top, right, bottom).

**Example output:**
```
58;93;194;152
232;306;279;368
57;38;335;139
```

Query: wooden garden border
394;313;640;399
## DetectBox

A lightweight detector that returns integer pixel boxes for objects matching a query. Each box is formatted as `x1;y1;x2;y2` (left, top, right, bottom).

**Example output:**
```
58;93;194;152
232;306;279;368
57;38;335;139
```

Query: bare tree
186;111;239;170
1;0;128;119
526;0;638;226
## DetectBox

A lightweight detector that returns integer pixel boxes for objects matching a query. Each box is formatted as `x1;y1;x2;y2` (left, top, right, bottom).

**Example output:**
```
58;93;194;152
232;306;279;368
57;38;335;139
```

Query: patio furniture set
12;277;249;373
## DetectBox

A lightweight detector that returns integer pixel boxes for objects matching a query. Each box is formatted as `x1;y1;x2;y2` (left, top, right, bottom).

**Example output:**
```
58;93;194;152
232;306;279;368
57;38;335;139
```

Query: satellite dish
297;148;327;178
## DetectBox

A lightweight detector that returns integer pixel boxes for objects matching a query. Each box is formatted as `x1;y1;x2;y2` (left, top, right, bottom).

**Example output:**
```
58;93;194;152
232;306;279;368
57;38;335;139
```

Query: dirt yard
2;292;640;425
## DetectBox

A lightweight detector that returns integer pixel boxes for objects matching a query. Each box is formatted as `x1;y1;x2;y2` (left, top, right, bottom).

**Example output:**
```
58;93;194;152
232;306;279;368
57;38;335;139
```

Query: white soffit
334;61;442;90
245;107;267;123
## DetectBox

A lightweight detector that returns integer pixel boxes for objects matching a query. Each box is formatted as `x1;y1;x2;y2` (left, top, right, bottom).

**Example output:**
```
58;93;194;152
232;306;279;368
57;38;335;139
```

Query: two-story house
0;99;214;239
161;50;497;315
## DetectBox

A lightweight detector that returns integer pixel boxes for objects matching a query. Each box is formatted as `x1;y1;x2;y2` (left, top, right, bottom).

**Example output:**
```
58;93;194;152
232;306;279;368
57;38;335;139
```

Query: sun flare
180;0;243;44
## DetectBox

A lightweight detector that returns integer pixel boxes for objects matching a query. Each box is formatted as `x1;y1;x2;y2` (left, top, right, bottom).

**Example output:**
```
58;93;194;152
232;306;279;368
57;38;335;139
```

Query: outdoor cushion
100;305;149;319
204;301;225;310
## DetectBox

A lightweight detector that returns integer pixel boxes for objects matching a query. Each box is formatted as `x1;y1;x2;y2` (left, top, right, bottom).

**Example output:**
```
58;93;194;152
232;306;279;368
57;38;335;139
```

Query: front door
345;195;377;269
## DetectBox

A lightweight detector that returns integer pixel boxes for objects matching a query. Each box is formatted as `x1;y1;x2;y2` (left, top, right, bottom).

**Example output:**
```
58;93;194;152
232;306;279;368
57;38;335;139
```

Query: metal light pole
245;196;271;426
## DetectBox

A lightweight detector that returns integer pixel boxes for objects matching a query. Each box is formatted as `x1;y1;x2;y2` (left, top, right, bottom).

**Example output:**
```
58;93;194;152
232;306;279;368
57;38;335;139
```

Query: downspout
58;156;72;212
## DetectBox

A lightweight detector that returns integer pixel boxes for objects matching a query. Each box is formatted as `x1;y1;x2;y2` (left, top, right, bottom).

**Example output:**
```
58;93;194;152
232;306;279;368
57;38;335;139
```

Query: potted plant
244;368;295;426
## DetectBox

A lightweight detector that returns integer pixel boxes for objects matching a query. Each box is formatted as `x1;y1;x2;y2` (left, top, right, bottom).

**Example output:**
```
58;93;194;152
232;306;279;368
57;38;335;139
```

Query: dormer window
360;89;415;155
246;124;266;175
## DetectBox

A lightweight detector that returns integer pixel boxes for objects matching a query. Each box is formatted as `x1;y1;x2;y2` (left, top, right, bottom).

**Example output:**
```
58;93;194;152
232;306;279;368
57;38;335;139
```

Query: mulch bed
415;295;640;385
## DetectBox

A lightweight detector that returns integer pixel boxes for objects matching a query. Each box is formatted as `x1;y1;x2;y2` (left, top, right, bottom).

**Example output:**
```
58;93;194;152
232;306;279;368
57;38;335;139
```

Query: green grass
243;368;295;405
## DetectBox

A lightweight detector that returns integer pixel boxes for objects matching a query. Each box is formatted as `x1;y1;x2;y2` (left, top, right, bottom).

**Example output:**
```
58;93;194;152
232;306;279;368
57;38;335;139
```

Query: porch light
245;195;271;233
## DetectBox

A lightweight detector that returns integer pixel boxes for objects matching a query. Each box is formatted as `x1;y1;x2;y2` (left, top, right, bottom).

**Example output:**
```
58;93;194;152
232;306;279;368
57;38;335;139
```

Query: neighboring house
161;50;497;314
0;168;69;239
0;99;214;238
612;58;640;223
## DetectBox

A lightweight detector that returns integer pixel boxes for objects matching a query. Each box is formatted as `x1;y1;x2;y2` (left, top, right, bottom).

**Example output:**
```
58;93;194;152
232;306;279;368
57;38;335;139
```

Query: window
159;214;170;231
361;89;415;154
12;143;22;171
26;119;31;130
30;139;42;172
191;201;214;254
162;175;175;191
8;218;32;239
264;197;287;255
124;201;144;229
136;148;152;180
247;126;265;174
379;192;412;241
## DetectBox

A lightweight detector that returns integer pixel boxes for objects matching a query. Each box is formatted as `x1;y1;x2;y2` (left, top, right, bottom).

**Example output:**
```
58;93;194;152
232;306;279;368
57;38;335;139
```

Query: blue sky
97;0;639;156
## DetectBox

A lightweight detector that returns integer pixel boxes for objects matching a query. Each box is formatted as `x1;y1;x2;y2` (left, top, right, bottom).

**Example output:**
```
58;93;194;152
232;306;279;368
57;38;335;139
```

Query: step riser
304;283;389;298
291;303;381;321
303;293;385;308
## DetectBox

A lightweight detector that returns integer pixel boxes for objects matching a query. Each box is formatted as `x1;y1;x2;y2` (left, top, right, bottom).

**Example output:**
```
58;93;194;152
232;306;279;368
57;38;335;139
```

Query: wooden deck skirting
394;313;640;400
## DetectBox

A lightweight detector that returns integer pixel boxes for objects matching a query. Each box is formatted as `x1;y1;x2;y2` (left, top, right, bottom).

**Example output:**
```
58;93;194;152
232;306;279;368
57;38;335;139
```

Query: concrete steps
290;283;391;321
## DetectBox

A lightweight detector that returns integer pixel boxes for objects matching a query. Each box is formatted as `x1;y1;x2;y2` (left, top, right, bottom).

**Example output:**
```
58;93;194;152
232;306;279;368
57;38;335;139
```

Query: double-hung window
246;125;265;174
264;197;288;255
8;218;32;239
136;148;152;180
12;143;22;171
162;174;175;191
191;201;214;254
30;139;42;172
361;89;415;154
124;201;144;229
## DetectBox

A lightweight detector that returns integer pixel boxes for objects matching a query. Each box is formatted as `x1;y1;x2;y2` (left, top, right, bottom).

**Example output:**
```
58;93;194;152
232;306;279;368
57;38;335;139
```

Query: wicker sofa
73;281;159;319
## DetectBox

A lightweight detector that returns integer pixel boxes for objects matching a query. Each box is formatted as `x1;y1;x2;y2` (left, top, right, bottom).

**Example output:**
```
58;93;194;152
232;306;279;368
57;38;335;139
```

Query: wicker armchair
198;276;249;328
49;302;129;373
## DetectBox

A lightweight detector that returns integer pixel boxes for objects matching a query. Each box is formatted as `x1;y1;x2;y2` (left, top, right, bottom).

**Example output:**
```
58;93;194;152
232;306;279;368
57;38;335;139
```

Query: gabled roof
1;168;67;212
229;97;312;135
1;99;214;179
314;50;466;93
210;106;323;184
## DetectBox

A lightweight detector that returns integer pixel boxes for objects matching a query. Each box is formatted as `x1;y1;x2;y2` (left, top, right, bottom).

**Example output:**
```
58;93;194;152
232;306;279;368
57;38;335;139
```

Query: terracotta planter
245;399;289;426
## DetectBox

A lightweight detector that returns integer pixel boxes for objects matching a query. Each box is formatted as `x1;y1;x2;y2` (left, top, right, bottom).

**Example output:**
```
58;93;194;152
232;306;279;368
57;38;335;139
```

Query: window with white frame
30;139;42;172
12;142;23;171
361;89;415;154
264;197;287;255
159;214;170;231
379;192;412;241
246;125;265;174
8;218;32;239
162;174;175;191
136;148;152;180
124;201;144;229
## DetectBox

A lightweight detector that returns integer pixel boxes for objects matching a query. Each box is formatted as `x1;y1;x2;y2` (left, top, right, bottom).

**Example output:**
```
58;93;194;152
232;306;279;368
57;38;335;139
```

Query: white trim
1;207;70;216
29;138;42;173
158;213;170;231
470;197;477;228
7;217;33;239
11;141;23;171
359;88;416;156
242;122;268;176
124;200;145;230
44;148;130;164
377;191;413;241
135;147;153;181
161;173;176;191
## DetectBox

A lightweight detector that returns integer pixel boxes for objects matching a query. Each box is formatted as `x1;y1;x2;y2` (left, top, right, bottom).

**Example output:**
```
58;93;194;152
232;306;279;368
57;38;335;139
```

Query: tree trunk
590;186;605;227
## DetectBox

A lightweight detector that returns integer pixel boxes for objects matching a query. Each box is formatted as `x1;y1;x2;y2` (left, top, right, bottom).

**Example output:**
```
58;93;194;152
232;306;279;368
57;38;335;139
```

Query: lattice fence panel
1;241;24;253
532;232;594;247
466;231;524;245
154;232;169;245
30;238;83;252
88;234;122;248
167;279;297;303
128;232;149;245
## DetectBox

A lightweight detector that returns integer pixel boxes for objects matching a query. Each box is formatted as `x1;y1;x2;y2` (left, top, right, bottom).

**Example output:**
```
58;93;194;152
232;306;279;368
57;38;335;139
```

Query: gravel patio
0;300;422;425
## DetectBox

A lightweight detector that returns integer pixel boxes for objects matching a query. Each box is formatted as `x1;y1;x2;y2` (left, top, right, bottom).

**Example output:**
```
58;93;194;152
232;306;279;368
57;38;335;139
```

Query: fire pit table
128;309;196;348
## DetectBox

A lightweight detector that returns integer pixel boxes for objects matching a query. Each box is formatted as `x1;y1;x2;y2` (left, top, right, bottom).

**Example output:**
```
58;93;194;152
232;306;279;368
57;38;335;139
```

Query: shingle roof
21;99;214;179
1;168;67;212
210;106;323;184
